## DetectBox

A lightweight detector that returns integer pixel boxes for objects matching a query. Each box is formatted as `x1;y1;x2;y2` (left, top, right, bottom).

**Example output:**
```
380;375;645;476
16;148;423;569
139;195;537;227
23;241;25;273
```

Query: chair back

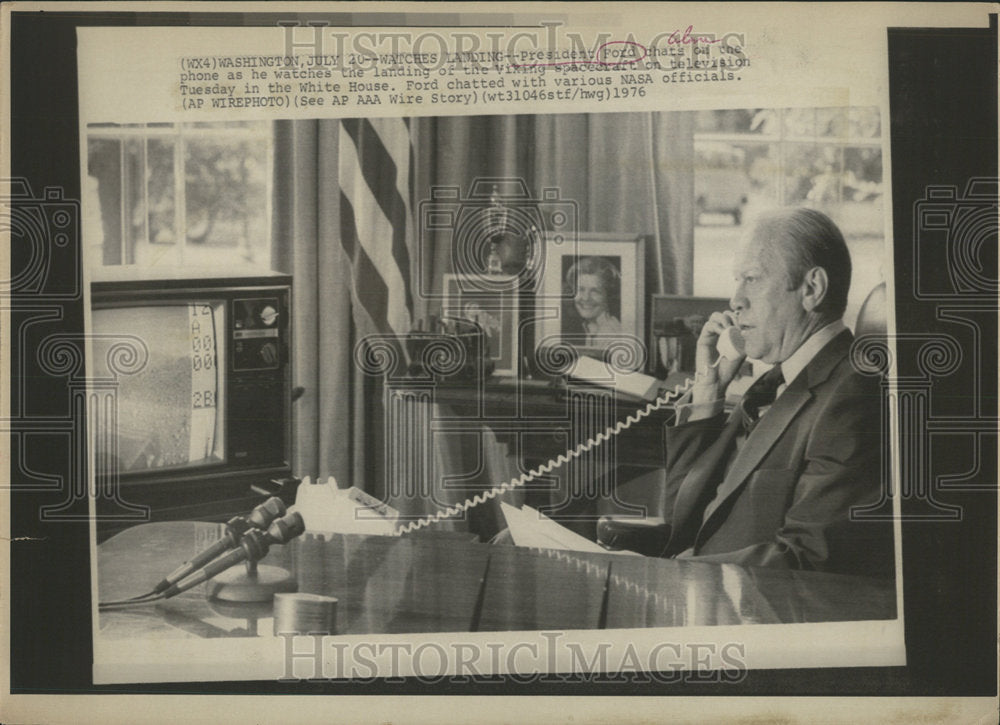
855;281;887;337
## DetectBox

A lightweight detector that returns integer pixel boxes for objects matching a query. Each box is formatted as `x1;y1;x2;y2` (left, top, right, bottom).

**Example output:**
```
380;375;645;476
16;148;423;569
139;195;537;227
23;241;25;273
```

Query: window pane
834;147;885;242
782;108;816;138
692;141;778;296
694;141;748;226
184;136;269;265
694;141;782;224
782;144;843;205
86;138;123;265
785;144;884;245
146;137;176;246
843;146;883;198
695;108;772;135
743;143;781;207
816;107;849;138
848;107;881;139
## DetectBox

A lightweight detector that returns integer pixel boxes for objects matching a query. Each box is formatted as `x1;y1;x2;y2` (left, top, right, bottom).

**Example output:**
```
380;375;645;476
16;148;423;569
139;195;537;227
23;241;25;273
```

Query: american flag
338;117;415;338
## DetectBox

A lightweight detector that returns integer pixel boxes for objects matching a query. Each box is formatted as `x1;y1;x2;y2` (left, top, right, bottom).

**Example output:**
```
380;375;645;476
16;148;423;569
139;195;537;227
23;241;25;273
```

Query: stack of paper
570;355;661;401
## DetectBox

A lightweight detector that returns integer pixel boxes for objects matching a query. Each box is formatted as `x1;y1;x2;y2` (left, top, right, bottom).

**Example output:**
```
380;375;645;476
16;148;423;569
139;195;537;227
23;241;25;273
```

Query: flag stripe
370;116;417;312
403;118;415;216
341;118;415;314
339;190;392;334
338;123;411;335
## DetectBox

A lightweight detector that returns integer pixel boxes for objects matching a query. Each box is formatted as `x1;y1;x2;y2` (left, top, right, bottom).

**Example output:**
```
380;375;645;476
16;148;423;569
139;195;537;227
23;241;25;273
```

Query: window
691;107;885;328
86;121;273;269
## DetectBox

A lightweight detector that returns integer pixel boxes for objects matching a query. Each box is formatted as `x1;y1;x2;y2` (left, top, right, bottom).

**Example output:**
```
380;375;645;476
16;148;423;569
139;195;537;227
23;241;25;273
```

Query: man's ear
800;266;829;312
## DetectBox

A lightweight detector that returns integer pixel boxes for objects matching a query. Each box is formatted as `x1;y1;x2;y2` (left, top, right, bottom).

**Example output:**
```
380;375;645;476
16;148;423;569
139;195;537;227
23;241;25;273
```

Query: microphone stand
99;513;304;609
206;554;297;603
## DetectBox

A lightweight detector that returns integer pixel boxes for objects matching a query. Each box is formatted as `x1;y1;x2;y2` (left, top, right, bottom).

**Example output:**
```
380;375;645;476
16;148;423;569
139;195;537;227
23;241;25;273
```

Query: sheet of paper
500;502;638;555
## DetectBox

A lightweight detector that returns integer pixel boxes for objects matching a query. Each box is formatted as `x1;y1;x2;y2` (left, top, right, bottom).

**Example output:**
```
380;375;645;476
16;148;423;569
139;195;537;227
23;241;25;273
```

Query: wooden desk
98;522;896;641
431;376;678;469
388;376;683;539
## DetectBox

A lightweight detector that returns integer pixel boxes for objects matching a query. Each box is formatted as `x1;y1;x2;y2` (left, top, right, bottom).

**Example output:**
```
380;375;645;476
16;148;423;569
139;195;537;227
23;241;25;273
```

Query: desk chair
855;281;887;337
595;469;671;556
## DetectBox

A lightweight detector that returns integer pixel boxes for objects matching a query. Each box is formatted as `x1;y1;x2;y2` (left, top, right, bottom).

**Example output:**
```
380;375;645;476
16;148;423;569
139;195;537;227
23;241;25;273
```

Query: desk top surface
97;522;897;641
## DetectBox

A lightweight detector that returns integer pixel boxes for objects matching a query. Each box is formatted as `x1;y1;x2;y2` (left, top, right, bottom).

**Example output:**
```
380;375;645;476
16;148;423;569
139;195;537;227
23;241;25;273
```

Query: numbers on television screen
192;390;215;409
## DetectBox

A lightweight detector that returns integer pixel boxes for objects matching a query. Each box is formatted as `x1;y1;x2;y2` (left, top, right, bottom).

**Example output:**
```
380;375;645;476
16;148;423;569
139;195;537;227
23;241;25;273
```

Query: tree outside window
86;121;273;270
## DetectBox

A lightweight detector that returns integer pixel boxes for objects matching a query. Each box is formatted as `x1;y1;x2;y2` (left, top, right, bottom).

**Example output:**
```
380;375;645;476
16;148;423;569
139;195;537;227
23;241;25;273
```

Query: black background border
8;9;998;697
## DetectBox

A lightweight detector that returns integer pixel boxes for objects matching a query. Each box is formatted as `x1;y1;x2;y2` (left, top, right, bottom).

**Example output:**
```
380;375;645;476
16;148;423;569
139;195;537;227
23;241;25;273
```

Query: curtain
272;112;694;531
412;112;696;320
271;119;379;494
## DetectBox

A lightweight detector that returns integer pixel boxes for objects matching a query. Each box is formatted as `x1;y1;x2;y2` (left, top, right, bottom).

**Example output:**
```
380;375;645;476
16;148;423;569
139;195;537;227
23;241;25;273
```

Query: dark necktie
740;364;784;435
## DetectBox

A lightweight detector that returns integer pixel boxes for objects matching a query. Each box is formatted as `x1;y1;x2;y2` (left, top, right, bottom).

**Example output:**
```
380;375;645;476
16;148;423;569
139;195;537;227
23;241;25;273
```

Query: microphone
151;497;286;594
162;512;305;599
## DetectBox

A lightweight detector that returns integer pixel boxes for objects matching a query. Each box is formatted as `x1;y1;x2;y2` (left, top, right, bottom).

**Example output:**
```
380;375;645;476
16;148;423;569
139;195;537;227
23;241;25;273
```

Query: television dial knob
260;342;279;365
260;305;278;326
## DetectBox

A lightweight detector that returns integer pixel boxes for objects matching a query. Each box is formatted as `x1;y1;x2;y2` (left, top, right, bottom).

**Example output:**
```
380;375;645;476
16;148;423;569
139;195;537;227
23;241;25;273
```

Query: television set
89;268;293;539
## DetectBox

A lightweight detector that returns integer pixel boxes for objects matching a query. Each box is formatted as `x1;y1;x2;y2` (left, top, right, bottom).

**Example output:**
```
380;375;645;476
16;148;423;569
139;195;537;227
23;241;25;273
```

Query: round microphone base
206;565;297;603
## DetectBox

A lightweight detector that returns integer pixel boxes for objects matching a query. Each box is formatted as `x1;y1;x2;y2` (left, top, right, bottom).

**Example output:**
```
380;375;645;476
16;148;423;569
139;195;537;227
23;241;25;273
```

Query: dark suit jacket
661;330;894;577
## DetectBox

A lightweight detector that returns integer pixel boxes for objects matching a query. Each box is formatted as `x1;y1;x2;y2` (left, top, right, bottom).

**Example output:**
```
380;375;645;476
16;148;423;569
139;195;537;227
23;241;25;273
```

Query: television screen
92;302;226;473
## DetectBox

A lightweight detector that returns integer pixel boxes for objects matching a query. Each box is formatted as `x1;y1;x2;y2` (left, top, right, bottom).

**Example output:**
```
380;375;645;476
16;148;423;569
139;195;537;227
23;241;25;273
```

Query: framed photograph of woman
536;233;645;369
443;273;519;377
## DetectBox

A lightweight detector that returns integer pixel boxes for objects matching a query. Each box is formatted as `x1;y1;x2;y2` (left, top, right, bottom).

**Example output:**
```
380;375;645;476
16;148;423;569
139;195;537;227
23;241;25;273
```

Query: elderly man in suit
661;207;893;577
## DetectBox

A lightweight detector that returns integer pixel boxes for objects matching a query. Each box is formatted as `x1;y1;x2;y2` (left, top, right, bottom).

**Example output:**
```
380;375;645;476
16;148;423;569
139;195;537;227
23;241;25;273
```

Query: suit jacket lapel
665;410;742;553
696;330;854;539
698;386;811;528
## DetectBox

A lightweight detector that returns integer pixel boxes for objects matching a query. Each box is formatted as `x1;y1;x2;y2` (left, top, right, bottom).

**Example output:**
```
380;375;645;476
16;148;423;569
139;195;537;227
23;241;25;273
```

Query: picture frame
648;294;730;375
442;273;519;377
535;233;646;371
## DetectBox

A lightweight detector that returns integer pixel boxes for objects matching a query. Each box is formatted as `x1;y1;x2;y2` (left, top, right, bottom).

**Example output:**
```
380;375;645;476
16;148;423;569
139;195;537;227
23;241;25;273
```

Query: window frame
692;107;883;209
86;121;274;268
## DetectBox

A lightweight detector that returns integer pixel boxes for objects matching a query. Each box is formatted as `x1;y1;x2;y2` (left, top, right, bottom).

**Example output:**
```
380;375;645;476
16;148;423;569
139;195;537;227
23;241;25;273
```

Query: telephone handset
715;324;746;363
397;318;743;535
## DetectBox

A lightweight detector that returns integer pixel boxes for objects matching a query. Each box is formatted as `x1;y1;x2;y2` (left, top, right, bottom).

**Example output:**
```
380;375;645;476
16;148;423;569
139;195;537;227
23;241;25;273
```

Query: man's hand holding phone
696;310;746;391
